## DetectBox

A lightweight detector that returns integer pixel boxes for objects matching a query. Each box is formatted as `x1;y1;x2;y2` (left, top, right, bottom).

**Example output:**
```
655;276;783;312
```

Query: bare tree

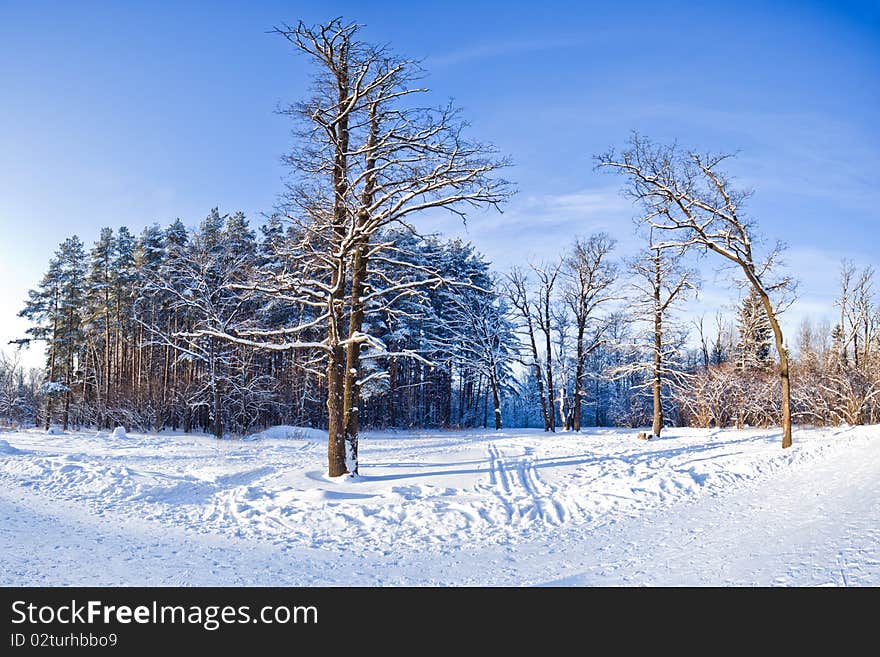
532;259;563;432
562;234;617;431
137;236;256;438
836;261;875;370
188;19;511;475
826;261;879;425
598;134;796;448
506;268;552;431
436;282;515;429
552;302;572;429
631;234;696;437
693;314;710;370
607;234;694;438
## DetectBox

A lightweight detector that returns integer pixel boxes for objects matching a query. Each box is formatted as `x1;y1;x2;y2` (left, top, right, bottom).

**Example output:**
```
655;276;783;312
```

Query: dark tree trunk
530;328;551;430
45;304;58;431
543;300;555;433
342;241;367;475
327;344;347;476
757;290;792;448
341;102;377;475
490;372;502;429
325;30;351;477
210;338;222;439
62;391;70;431
652;259;663;438
573;325;585;432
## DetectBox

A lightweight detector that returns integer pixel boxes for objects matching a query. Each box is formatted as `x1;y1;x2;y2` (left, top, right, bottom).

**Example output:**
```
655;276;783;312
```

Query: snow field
0;424;874;558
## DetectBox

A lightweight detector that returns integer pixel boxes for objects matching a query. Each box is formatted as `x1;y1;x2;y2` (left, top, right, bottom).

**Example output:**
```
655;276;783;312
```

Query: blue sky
1;0;878;368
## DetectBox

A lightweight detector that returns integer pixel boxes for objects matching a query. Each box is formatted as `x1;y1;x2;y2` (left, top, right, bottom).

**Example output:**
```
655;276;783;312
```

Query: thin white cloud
416;186;639;268
427;35;596;67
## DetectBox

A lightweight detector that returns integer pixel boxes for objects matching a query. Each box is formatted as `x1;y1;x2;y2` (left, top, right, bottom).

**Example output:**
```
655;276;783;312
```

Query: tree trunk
325;34;351;477
210;338;222;439
389;358;398;427
63;308;73;431
104;288;111;402
63;390;70;431
340;99;377;475
573;326;585;432
754;284;792;448
327;344;347;476
45;304;58;430
326;250;348;476
81;347;90;413
523;312;550;431
543;302;556;433
652;260;663;438
490;371;502;429
342;240;367;475
557;389;565;431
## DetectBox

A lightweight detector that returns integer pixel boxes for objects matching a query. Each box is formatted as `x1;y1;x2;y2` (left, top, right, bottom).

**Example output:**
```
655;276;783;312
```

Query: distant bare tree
693;314;710;370
598;134;796;447
627;231;696;437
532;259;563;432
435;282;515;430
506;268;552;431
562;234;617;431
836;261;876;370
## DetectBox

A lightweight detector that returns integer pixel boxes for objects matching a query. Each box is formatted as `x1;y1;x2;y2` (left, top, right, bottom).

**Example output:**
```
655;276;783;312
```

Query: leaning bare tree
598;134;796;447
188;19;511;475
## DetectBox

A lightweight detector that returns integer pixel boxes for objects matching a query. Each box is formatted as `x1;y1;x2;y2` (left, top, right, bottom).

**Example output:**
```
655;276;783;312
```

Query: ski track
0;424;877;585
484;442;565;526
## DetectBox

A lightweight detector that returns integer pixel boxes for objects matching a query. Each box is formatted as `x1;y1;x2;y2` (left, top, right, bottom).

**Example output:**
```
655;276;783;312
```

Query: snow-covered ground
0;424;876;585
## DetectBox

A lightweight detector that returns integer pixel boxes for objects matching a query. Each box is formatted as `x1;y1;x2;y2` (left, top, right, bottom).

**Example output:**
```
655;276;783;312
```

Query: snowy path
542;431;880;585
0;486;342;586
0;426;877;585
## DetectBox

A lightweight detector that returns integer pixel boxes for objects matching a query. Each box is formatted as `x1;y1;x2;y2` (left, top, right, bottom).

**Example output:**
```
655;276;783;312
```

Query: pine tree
111;227;137;402
736;287;774;371
85;227;115;411
55;236;87;429
19;256;64;428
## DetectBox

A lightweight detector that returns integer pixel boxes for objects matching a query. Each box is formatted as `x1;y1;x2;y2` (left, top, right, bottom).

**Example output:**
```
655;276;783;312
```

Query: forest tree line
5;209;879;438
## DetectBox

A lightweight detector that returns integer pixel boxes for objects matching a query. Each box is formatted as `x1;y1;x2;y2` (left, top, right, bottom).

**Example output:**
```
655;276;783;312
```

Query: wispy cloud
417;186;638;268
607;103;880;212
427;35;595;67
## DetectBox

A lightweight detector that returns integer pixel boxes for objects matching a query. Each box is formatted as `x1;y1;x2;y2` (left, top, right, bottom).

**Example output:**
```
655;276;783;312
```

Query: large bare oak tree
190;19;511;475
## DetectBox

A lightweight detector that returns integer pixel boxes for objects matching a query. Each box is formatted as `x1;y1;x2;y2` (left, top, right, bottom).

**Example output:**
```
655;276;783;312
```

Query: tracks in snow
485;442;567;526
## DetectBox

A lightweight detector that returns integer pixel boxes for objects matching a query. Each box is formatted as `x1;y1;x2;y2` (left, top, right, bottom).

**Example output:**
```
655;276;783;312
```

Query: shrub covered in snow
245;425;326;442
111;426;128;439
